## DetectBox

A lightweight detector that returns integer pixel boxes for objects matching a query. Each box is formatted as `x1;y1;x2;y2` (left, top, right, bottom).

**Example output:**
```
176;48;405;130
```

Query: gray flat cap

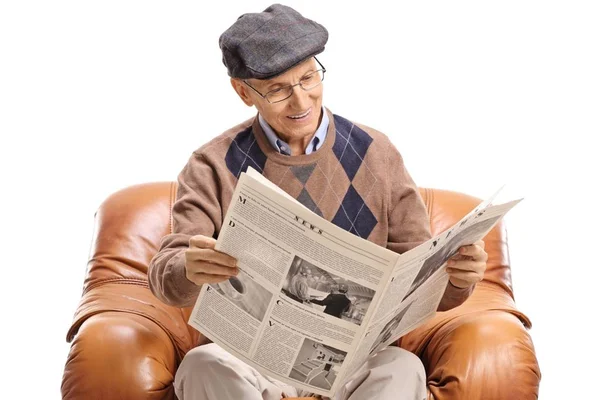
219;4;328;79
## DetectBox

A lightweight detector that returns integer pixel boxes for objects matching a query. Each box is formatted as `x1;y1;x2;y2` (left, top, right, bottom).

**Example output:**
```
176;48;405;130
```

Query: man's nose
288;85;311;109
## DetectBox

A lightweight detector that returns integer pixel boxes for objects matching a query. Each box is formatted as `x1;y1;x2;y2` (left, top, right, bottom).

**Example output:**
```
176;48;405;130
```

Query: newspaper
188;167;521;397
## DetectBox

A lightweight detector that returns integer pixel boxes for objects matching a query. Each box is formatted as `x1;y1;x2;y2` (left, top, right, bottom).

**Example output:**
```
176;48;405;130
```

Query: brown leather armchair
61;183;541;399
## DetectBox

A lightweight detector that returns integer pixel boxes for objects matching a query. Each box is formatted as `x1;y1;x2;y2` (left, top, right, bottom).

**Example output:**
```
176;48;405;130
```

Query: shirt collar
258;106;329;156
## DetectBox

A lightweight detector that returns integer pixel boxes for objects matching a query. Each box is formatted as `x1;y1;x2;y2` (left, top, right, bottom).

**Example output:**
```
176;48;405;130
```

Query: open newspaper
188;167;521;397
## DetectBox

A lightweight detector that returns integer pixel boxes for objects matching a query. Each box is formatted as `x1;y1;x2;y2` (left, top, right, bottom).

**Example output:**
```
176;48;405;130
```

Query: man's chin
288;123;318;138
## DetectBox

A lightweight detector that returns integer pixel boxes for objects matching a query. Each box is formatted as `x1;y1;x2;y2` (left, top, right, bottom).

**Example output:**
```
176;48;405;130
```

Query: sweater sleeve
385;143;473;312
385;143;432;254
148;151;223;307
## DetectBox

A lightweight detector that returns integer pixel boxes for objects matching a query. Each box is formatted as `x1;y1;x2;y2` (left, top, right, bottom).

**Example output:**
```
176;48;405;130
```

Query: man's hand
446;239;488;288
185;235;238;286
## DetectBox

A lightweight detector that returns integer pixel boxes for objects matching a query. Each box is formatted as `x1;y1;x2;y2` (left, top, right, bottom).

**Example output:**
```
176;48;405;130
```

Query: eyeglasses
243;57;326;104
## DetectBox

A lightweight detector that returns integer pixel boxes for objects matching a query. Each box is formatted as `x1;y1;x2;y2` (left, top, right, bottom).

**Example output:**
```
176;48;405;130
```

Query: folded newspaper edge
187;167;522;397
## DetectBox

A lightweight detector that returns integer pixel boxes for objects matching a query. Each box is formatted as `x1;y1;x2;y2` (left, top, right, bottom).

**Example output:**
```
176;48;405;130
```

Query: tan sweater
148;109;473;310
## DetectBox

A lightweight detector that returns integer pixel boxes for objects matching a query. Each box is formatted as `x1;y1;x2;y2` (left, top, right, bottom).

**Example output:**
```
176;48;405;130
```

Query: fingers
185;235;239;287
447;241;487;286
186;259;238;276
185;258;238;286
447;270;482;286
187;273;232;286
447;258;486;287
452;241;488;262
444;241;488;288
190;235;217;249
186;247;237;269
446;259;486;273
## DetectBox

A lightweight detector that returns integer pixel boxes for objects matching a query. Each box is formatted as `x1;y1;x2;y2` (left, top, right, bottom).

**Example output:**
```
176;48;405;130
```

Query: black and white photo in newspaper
281;255;376;326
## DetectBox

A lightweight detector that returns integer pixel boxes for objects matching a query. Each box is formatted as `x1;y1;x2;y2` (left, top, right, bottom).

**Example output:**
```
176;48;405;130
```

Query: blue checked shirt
258;106;329;155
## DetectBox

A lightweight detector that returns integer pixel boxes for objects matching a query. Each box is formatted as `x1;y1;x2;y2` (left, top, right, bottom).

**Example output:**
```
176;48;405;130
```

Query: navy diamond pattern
331;184;377;238
334;115;353;139
297;188;323;217
329;115;378;238
332;115;374;181
225;126;267;178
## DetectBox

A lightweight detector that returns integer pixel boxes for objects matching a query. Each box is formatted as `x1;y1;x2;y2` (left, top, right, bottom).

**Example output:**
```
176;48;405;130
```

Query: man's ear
230;78;255;107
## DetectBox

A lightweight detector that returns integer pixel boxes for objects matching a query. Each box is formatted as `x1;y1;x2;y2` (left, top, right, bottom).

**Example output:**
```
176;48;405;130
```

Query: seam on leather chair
169;181;176;234
477;281;532;327
459;281;533;327
491;308;531;328
422;187;434;217
84;277;148;294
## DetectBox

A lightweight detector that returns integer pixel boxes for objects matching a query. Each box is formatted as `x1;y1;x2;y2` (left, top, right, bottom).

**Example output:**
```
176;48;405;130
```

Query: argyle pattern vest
224;114;378;239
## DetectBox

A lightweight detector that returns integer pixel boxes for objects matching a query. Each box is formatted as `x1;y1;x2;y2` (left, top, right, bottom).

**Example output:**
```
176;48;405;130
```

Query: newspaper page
344;196;522;377
188;166;521;396
188;168;404;397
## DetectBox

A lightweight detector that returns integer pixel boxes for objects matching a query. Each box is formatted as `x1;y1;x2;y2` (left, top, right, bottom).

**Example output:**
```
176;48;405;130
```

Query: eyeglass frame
242;57;326;104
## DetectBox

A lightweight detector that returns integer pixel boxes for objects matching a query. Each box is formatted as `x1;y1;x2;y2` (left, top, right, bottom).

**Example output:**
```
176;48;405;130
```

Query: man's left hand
446;239;488;288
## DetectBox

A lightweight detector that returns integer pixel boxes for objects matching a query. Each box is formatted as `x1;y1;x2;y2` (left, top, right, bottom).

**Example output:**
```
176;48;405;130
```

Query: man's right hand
185;235;238;286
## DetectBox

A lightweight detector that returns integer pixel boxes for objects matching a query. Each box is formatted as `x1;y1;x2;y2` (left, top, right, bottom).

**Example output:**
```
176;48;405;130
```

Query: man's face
243;58;323;143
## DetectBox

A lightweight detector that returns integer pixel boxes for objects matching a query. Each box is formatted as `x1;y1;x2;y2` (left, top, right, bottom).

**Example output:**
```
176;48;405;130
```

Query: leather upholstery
62;183;540;399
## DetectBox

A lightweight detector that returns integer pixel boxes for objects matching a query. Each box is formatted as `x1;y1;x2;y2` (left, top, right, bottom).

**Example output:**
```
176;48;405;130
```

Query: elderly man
148;4;488;400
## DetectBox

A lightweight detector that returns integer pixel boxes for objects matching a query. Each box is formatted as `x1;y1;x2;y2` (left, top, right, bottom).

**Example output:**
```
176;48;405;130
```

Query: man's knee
376;347;426;380
177;344;230;378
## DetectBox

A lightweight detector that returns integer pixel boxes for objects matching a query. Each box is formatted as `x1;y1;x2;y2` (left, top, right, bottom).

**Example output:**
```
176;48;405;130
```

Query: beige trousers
174;343;427;400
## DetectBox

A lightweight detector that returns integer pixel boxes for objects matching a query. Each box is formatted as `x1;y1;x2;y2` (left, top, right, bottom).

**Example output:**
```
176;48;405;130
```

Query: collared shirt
258;106;329;156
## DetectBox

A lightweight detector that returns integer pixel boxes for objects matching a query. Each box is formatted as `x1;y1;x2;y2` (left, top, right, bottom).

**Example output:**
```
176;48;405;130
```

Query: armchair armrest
420;311;539;400
62;312;177;399
63;282;200;399
398;282;540;400
424;310;540;399
62;308;320;400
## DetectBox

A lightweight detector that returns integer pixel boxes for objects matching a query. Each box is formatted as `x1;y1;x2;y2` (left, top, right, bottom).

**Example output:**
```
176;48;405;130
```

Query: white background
1;1;598;399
